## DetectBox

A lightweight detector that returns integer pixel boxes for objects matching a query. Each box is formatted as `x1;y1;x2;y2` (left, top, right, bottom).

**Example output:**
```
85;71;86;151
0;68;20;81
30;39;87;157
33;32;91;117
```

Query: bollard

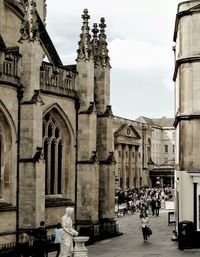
73;236;89;257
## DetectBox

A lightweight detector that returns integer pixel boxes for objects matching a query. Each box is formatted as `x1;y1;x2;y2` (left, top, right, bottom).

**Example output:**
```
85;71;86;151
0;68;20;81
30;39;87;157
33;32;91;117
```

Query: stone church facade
0;0;116;243
0;0;176;245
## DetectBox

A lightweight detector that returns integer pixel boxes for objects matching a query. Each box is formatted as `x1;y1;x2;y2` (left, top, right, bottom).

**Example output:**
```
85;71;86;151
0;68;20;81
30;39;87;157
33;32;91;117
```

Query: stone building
137;116;175;188
0;0;116;243
113;116;149;189
113;115;175;191
173;0;200;233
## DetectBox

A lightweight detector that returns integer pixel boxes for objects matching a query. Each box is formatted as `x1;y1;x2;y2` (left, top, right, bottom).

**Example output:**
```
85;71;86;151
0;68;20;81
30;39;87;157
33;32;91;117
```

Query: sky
46;0;183;120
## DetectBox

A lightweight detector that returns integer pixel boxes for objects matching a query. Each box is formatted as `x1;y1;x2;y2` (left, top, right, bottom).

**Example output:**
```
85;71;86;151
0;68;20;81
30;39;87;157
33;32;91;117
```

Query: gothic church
0;0;116;243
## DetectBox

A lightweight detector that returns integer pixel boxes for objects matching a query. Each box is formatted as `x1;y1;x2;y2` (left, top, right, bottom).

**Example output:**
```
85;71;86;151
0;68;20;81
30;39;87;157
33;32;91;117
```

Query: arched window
0;108;13;203
43;114;63;195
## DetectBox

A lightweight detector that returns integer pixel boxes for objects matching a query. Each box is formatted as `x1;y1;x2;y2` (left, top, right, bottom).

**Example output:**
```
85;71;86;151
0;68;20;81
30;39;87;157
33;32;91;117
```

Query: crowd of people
115;187;174;216
115;187;174;242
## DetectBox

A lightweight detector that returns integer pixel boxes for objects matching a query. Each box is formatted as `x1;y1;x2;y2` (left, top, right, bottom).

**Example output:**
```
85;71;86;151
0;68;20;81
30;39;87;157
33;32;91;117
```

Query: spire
18;0;39;43
91;23;99;66
98;18;110;67
77;9;93;61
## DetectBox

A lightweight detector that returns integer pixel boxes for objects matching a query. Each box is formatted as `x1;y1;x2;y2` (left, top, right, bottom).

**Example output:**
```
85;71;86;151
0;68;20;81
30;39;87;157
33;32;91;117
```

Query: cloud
109;38;173;71
45;0;180;119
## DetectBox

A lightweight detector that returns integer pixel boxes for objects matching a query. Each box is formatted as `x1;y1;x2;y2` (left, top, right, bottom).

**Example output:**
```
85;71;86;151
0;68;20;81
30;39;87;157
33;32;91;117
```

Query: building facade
173;0;200;232
0;0;116;243
113;116;175;190
137;117;175;188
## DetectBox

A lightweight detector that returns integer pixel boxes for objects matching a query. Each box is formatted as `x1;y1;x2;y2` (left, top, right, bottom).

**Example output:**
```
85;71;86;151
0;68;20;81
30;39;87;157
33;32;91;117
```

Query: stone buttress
92;19;116;235
76;9;99;233
18;0;46;229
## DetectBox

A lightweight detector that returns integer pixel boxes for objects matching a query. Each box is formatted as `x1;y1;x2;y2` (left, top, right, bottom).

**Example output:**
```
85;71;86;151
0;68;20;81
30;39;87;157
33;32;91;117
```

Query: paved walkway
49;210;200;257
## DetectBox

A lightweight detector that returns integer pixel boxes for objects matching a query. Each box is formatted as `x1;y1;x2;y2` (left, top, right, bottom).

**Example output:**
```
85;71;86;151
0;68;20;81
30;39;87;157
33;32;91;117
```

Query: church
0;0;118;243
0;0;175;245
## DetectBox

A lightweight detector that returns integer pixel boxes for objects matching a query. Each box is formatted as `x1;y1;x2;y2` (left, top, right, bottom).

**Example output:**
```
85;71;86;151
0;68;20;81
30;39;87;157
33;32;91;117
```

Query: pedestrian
16;233;30;257
53;222;63;257
33;221;48;257
59;207;78;257
155;198;161;216
150;197;156;216
139;213;150;242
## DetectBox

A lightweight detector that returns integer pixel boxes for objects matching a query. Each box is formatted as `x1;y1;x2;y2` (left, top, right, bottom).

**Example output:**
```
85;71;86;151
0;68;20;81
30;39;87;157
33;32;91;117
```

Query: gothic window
43;114;63;195
0;109;13;203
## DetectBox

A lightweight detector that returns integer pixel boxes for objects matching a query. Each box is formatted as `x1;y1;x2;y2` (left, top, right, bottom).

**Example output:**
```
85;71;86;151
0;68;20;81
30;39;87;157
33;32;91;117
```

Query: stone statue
59;207;78;257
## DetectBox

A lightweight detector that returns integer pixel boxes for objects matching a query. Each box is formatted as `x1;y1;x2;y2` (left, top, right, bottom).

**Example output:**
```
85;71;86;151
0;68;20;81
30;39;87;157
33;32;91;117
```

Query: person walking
140;213;150;242
53;223;63;257
155;198;161;216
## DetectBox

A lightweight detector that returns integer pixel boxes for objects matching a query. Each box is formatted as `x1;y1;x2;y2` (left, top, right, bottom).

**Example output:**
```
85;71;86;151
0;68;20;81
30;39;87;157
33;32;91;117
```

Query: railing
0;235;89;257
0;49;20;85
40;62;77;98
0;235;55;257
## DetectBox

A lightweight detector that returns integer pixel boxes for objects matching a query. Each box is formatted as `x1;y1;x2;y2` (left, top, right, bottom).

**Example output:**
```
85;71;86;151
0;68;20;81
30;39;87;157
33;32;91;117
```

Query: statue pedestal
73;236;89;257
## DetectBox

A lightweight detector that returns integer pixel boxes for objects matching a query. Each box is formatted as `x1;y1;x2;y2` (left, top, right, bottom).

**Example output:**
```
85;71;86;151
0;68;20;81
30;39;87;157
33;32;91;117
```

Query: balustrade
40;62;77;98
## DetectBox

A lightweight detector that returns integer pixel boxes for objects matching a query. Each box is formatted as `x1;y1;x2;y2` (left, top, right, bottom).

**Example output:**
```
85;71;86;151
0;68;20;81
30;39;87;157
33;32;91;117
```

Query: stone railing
40;62;77;98
0;49;20;85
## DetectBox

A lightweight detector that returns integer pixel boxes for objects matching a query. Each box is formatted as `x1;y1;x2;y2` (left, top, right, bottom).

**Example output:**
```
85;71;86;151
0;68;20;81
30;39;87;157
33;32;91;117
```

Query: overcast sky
46;0;182;120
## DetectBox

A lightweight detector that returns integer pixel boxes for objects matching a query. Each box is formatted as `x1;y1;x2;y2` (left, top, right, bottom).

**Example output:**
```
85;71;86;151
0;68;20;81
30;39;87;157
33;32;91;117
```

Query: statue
59;207;78;257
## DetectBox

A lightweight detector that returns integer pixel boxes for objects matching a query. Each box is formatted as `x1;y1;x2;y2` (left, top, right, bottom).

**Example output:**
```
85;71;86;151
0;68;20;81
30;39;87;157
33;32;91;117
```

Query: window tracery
43;114;63;195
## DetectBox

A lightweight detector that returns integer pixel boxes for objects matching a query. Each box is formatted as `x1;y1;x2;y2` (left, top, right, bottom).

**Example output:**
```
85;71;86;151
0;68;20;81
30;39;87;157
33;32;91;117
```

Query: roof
152;117;175;127
137;116;175;128
136;116;155;125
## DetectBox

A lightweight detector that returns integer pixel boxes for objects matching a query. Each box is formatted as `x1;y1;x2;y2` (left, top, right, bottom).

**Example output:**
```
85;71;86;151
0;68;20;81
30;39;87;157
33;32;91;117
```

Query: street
49;209;200;257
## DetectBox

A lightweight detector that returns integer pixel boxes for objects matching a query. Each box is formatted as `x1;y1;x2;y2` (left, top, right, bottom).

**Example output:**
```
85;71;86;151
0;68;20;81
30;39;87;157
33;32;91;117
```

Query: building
0;0;116;243
137;116;175;188
173;0;200;235
113;116;150;189
113;116;175;190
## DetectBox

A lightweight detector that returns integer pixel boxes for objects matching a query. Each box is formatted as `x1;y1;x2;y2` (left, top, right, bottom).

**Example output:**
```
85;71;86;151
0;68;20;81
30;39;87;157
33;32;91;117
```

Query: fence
0;235;56;257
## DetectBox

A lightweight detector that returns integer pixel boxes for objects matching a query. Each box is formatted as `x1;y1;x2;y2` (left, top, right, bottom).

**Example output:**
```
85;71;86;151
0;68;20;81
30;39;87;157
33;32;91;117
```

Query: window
0;109;12;203
43;114;63;195
173;145;175;153
164;145;168;153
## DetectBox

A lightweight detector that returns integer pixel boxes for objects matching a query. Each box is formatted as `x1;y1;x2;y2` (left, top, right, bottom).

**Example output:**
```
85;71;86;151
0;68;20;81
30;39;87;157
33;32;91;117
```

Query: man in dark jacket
33;221;48;257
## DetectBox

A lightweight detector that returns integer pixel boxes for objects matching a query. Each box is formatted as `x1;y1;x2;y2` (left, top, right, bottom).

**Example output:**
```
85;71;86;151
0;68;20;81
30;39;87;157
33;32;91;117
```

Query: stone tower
174;0;200;229
76;10;116;236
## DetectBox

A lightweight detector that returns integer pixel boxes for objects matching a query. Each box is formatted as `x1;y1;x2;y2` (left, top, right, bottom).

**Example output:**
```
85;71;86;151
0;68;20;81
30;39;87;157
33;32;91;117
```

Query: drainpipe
74;98;80;224
16;85;24;243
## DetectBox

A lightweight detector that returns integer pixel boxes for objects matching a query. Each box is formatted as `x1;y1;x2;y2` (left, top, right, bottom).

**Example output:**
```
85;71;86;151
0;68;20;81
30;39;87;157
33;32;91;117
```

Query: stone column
129;145;133;188
135;146;139;187
122;145;126;189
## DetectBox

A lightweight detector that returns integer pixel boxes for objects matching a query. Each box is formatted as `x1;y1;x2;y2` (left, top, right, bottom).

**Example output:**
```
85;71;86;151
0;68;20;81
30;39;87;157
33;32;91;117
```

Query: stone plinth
73;236;89;257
